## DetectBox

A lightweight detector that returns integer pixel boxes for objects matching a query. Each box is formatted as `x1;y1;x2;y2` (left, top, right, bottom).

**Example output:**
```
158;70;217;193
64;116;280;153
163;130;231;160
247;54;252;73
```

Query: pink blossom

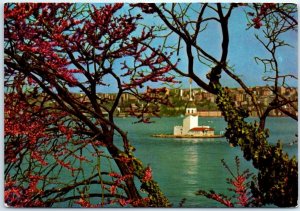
142;167;152;182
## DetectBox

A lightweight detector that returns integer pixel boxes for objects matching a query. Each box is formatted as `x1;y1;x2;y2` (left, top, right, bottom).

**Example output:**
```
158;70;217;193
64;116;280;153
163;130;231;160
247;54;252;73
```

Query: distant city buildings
73;86;298;117
177;86;297;117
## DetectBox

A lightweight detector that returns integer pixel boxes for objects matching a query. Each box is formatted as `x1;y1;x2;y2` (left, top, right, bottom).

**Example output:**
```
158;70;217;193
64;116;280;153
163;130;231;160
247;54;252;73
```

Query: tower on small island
173;78;215;137
173;107;214;137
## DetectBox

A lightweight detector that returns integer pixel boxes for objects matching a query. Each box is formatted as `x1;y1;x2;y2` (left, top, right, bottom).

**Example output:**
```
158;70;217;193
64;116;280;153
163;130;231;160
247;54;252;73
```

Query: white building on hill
174;108;214;136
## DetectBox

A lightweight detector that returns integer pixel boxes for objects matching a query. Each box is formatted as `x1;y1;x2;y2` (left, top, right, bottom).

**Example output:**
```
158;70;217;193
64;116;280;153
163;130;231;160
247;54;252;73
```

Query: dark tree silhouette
132;3;298;207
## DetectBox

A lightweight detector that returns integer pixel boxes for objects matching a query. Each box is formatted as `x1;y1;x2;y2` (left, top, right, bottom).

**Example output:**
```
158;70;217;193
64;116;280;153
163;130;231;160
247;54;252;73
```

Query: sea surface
50;116;297;208
113;116;298;207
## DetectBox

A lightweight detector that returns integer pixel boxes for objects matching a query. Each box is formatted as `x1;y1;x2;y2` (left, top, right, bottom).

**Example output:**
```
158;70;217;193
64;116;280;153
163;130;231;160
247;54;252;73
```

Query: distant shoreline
115;114;294;118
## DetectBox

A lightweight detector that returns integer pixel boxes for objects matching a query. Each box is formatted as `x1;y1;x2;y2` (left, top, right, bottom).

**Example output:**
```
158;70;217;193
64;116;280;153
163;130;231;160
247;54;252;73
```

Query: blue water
114;116;298;207
50;116;297;208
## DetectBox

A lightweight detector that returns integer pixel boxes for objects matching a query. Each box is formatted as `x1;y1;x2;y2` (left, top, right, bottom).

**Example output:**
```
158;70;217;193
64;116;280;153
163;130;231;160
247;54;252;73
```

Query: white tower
186;108;197;115
182;115;198;134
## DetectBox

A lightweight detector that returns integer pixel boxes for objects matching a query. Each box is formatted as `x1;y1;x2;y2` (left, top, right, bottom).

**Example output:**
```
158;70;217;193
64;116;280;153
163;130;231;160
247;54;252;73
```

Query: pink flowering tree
4;3;177;207
196;157;261;207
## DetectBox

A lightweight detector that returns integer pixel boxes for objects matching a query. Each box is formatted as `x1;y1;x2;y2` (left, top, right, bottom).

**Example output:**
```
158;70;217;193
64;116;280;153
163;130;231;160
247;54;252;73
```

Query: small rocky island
152;108;224;138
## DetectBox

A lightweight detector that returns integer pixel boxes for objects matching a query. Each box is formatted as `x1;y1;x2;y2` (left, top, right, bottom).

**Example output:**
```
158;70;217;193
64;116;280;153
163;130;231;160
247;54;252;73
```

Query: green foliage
215;87;298;207
159;94;218;116
196;99;218;111
159;105;185;116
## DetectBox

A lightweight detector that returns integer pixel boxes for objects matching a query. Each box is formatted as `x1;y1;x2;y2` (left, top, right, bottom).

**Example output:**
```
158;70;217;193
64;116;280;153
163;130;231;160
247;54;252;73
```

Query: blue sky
227;6;298;87
4;3;296;93
96;3;297;93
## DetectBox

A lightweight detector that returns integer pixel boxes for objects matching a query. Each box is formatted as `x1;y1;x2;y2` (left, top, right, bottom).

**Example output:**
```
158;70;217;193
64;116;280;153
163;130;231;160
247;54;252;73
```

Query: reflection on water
114;117;297;207
183;146;198;177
